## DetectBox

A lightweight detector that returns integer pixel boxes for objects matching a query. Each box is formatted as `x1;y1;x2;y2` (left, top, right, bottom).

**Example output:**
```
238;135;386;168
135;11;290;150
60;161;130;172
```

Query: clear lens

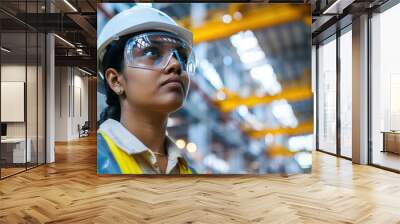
124;32;196;75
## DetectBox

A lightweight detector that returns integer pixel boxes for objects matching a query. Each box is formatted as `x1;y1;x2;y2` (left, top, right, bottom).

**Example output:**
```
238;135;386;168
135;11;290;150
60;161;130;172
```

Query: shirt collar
98;119;184;167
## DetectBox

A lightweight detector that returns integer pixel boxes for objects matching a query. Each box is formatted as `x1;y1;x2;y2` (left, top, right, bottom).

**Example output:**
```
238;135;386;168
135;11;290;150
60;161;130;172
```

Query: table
381;131;400;154
1;138;31;163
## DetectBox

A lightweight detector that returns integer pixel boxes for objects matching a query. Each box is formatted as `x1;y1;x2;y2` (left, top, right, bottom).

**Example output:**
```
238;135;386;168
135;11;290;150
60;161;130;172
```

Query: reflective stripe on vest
100;131;143;174
100;131;193;174
178;158;193;174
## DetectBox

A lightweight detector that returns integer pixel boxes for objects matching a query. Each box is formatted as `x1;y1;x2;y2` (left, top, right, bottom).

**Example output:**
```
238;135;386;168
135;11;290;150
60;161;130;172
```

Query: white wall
55;66;68;141
54;67;89;141
73;71;89;139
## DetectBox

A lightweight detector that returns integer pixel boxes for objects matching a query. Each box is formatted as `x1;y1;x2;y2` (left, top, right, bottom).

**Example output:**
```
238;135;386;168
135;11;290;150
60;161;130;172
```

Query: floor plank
0;135;399;223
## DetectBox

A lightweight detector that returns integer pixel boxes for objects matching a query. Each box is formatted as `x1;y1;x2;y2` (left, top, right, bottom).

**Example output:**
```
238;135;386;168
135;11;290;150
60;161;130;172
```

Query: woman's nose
163;51;182;75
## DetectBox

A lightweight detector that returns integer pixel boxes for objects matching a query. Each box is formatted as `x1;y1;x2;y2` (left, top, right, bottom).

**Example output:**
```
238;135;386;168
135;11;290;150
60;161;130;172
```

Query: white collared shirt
98;119;185;174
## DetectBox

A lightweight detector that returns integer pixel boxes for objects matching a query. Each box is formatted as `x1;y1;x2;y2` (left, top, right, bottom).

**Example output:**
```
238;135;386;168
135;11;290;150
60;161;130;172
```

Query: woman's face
119;56;190;114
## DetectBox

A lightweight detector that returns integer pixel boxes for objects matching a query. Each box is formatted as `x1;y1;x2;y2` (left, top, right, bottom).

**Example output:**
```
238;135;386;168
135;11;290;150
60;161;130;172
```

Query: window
317;36;337;154
370;3;400;171
339;28;352;158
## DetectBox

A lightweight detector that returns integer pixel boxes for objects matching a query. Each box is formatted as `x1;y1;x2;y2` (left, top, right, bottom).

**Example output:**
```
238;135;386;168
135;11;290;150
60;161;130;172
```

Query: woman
97;6;196;174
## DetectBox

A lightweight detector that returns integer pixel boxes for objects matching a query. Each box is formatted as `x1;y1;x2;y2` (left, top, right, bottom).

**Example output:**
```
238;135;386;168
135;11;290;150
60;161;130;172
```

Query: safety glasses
124;31;196;75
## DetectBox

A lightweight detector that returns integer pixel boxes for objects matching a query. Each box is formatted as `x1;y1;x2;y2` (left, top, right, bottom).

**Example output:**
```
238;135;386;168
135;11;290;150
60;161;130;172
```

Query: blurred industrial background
97;3;313;174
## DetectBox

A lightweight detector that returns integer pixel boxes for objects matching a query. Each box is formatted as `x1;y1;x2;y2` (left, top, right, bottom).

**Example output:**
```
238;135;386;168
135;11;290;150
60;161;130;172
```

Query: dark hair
98;37;128;126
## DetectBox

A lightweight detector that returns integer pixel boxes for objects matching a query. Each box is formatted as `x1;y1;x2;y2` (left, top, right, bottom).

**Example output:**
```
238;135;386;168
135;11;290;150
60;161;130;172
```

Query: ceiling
0;0;96;73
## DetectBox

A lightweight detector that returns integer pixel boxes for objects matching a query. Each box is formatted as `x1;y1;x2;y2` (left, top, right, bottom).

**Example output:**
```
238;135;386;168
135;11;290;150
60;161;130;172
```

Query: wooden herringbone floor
1;135;400;224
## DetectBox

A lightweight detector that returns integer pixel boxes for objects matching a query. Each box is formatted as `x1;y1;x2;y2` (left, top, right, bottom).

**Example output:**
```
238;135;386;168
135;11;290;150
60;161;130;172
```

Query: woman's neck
119;105;168;154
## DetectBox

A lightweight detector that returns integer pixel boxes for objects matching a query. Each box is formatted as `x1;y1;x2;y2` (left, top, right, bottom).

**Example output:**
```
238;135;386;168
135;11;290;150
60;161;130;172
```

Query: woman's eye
142;47;160;57
177;48;188;64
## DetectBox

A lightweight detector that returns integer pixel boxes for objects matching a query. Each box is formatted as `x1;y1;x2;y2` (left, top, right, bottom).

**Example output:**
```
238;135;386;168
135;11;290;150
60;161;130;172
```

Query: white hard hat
97;6;193;68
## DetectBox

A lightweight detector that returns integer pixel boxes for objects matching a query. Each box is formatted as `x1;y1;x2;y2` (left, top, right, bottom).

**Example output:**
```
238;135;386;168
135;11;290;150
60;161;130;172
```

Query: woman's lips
161;77;185;93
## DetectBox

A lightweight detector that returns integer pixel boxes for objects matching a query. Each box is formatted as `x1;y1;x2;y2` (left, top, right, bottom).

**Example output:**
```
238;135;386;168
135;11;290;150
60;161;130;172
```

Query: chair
78;121;90;138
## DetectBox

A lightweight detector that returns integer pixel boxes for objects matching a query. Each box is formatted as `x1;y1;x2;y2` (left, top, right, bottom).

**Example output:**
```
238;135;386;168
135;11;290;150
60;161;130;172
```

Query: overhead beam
266;144;295;158
55;56;96;70
67;14;96;46
245;120;313;138
188;4;311;44
322;0;355;15
52;0;78;13
8;13;87;32
213;86;312;113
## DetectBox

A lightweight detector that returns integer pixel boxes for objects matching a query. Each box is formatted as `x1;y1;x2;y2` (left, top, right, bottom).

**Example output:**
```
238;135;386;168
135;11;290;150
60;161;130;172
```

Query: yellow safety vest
100;131;193;174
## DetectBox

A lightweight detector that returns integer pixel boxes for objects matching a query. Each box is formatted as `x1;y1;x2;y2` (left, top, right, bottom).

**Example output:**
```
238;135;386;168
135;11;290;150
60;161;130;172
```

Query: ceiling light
203;154;229;173
237;106;264;131
1;47;11;53
216;90;226;101
237;105;249;117
271;100;298;128
167;117;182;127
230;31;266;64
63;0;78;12
288;134;313;152
199;60;224;89
230;31;258;51
54;34;75;48
233;11;242;20
186;142;197;153
78;67;92;76
265;133;274;145
222;14;232;23
239;50;265;64
322;0;355;15
176;139;186;149
250;64;281;95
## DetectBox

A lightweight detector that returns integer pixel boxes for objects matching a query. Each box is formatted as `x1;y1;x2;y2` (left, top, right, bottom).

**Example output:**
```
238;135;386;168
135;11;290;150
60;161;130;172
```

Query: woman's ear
105;68;124;95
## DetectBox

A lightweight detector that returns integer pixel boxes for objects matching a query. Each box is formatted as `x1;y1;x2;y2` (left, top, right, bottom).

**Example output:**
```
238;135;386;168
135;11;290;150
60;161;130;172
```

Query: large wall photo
97;3;312;175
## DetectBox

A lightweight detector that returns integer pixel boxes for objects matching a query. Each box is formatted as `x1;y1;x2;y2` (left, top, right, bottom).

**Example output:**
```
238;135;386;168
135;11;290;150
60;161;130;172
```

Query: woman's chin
157;94;185;112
